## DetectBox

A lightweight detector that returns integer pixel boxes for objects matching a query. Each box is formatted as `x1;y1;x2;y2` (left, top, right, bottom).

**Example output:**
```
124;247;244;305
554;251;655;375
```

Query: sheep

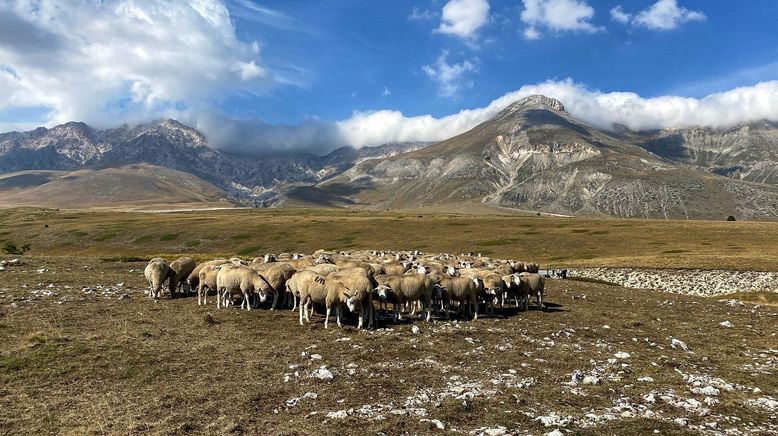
292;270;328;325
215;265;274;310
382;261;409;276
144;258;170;299
256;263;297;309
481;273;506;315
197;264;223;306
517;272;545;311
376;274;438;322
167;257;196;298
501;274;528;310
307;263;338;276
187;259;228;293
439;276;479;320
524;262;540;274
324;273;374;329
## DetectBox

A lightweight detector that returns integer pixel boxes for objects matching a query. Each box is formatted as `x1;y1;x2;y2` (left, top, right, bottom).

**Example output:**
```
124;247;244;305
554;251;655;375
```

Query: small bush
2;241;30;255
726;215;736;221
159;233;180;241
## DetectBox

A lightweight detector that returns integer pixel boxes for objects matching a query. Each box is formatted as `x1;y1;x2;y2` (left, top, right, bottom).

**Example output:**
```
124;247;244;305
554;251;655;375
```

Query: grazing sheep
168;257;196;298
502;274;528;310
518;272;545;311
187;259;228;293
524;262;540;274
257;263;297;309
215;266;274;310
144;258;170;299
197;265;223;306
439;276;479;320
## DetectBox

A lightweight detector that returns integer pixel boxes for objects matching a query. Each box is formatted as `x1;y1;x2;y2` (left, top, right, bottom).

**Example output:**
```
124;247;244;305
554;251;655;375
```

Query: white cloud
612;0;706;30
336;79;778;148
0;0;271;130
422;51;476;98
520;0;601;40
609;6;631;24
382;87;392;96
409;7;437;21
436;0;490;41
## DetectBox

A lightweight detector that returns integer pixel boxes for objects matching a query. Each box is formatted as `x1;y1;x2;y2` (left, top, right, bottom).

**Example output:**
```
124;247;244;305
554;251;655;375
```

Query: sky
1;0;778;154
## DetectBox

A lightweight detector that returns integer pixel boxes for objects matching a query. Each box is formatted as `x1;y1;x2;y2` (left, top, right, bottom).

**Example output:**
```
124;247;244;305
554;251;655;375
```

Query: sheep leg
244;292;251;311
270;291;279;310
299;300;305;325
336;306;342;327
291;293;297;311
537;291;543;311
357;307;364;329
472;296;479;320
325;306;331;329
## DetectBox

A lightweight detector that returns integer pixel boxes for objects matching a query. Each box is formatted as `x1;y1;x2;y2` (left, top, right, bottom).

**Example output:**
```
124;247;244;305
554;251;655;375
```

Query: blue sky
234;0;778;123
1;0;778;153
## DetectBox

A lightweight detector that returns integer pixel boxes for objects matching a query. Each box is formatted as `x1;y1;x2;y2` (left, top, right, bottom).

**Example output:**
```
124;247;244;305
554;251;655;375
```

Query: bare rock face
320;95;778;219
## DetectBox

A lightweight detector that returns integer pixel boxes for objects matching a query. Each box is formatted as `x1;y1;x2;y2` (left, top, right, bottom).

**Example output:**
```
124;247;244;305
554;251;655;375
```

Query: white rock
614;352;631;359
327;410;349;419
545;430;564;436
719;320;734;328
638;377;654;383
582;376;601;385
310;366;334;380
412;325;421;334
671;338;690;352
674;417;689;426
310;354;323;360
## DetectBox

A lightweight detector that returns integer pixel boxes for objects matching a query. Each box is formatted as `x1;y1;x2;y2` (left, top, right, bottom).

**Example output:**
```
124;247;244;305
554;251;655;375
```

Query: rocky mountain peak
503;94;567;114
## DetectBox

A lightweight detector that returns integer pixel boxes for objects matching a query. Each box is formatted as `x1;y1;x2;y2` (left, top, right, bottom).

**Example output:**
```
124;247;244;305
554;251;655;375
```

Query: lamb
187;259;228;293
324;273;374;329
439;276;479;320
197;264;223;306
215;265;274;310
167;257;196;298
517;272;545;311
144;258;170;299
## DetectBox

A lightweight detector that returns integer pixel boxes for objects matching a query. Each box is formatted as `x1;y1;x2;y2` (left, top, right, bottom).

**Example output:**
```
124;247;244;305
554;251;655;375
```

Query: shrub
726;215;736;221
2;241;30;255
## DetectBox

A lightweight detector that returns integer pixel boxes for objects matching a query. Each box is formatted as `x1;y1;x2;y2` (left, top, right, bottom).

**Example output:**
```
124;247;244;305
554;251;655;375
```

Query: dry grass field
1;207;777;270
1;207;777;434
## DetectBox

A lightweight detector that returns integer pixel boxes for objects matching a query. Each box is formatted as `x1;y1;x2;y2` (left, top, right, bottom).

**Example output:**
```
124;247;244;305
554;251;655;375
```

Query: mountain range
1;95;777;219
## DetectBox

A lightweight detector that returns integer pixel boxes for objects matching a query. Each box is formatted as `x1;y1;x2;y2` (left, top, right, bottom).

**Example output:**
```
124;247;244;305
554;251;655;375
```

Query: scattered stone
719;320;734;328
638;377;654;383
671;338;690;352
412;325;421;334
310;366;333;380
614;352;631;359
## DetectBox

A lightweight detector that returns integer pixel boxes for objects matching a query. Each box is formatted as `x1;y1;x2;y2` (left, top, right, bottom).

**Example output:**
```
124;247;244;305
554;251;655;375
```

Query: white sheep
144;258;170;299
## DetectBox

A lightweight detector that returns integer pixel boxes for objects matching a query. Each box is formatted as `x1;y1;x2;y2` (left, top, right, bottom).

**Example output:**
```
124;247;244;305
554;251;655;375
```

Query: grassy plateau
0;207;776;434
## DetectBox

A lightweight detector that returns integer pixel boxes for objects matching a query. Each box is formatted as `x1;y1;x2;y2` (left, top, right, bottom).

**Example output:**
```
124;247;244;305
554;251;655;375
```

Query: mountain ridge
1;95;777;218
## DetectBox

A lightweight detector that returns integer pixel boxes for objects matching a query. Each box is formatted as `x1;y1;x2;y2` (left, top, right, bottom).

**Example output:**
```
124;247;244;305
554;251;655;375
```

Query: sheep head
341;285;359;312
432;283;446;299
374;284;390;301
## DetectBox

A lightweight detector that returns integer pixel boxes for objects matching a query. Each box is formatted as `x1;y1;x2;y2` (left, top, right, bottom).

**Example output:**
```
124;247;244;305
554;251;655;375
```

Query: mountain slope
0;164;230;210
0;120;428;205
319;95;778;219
634;121;778;184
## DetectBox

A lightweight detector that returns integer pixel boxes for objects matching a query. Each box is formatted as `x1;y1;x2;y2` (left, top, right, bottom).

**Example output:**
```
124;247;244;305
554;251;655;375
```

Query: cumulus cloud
422;51;477;97
611;0;706;30
436;0;490;41
0;0;271;130
520;0;601;40
336;79;778;148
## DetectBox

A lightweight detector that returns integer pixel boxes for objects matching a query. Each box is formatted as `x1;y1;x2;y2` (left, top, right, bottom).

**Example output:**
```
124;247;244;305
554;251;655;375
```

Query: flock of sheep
143;250;547;329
